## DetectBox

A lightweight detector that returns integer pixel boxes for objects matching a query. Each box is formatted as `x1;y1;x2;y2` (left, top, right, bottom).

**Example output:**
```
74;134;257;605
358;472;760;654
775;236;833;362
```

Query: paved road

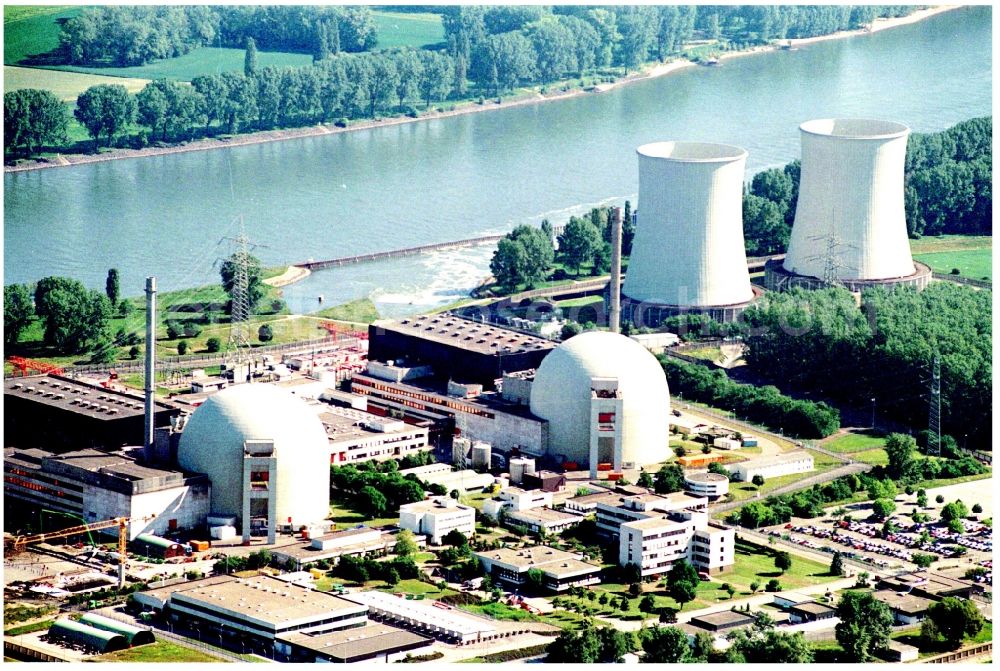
709;462;872;515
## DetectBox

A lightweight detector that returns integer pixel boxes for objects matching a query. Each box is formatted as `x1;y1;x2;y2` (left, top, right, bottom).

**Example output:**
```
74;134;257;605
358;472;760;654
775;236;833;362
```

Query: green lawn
823;431;885;454
909;234;992;255
676;345;724;362
3;6;80;65
3;619;55;636
95;641;229;663
851;448;889;466
381;579;457;600
553;295;605;309
312;298;380;324
4;65;150;101
914;249;992;281
372;11;445;49
328;497;398;529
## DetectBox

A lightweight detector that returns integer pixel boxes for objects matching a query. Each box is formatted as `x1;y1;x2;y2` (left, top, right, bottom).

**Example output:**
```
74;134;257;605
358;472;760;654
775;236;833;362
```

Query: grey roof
690;610;755;629
277;623;430;661
789;601;836;616
5;374;177;420
381;314;555;356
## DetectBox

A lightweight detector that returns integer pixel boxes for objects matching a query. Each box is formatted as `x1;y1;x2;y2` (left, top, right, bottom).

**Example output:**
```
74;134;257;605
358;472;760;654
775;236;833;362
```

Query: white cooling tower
783;119;915;281
622;142;754;318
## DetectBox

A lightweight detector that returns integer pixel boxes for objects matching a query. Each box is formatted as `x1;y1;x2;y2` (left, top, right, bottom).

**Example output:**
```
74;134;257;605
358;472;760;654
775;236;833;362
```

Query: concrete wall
83;481;210;540
455;409;547;455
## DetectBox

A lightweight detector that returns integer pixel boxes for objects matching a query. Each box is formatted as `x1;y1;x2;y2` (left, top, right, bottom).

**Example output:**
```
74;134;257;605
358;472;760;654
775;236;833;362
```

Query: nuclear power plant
765;118;932;291
622;141;759;326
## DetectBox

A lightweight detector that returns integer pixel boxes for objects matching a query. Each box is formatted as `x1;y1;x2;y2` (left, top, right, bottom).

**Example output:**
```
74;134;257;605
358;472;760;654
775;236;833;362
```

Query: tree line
742;283;991;447
58;5;377;67
659;354;841;438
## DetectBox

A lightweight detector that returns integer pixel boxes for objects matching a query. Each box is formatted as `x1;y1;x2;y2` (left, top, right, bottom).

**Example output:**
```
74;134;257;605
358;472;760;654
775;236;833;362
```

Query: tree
666;560;699;610
749;580;761;594
597;626;635;663
911;553;935;569
935;494;945;504
394;529;417;557
884;433;918;481
725;628;813;663
871;498;896;520
708;462;729;478
560;322;583;340
219;251;266;315
33;276;112;354
941;500;969;522
725;584;736;599
557;217;601;275
917;492;929;508
244;37;259;76
489;225;553;292
257;323;273;342
637;470;653;488
640;625;691;663
4;89;69;157
692;631;714;662
774;551;792;574
765;579;781;592
74;84;137;148
417;51;453;108
4;284;35;346
525;567;545;592
359;485;388;518
654;463;685;494
104;268;120;306
206;336;221;353
926;597;984;649
177;340;189;355
830;552;844;577
835;591;893;662
751;474;766;487
443;529;468;547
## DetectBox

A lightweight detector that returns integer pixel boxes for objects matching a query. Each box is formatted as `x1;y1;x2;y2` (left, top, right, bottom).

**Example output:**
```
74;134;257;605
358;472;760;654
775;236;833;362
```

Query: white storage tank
509;457;536;485
471;442;492;470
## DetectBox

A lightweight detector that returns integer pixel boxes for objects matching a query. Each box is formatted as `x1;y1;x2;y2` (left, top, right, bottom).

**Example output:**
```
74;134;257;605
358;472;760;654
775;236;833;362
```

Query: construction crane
5;514;155;589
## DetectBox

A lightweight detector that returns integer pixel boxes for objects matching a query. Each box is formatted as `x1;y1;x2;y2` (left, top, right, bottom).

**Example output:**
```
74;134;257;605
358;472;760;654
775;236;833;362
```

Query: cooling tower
770;118;931;291
622;141;757;326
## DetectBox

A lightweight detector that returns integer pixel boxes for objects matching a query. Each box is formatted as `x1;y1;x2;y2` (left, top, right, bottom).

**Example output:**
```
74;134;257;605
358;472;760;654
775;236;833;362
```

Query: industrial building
275;623;433;663
622;142;759;326
46;619;131;654
265;529;411;571
878;571;982;600
398;497;476;545
367;314;555;389
474;545;602;593
728;451;814;482
3;447;209;540
398;464;496;492
4;375;180;451
135;575;368;651
177;384;331;543
529;331;671;475
767;118;932;292
505;507;583;535
683;471;730;499
873;591;934;625
319;406;431;465
342;591;499;645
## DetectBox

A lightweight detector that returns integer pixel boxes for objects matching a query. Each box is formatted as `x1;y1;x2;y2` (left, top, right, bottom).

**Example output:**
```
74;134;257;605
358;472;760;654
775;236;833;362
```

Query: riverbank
4;5;960;174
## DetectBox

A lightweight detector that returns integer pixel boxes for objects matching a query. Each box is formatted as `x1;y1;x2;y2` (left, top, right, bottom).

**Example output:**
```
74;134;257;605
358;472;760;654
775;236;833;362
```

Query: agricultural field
3;5;79;65
4;65;150;102
372;10;445;49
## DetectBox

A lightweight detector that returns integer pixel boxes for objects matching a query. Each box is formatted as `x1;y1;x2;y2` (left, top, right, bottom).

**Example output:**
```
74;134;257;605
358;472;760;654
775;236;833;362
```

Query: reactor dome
529;331;670;468
177;384;330;527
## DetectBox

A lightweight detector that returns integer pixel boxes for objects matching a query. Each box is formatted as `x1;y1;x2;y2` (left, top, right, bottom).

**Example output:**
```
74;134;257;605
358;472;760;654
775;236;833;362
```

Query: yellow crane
5;514;156;588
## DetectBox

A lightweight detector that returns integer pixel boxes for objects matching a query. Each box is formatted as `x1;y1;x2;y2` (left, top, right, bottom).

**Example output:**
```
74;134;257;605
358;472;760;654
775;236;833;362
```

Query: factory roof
5;374;177;420
399;497;475;515
381;314;556;356
735;451;814;469
873;590;934;614
879;571;978;597
273;531;395;563
342;591;496;637
3;447;202;493
690;610;755;630
276;623;430;661
566;490;624;507
621;515;685;531
475;546;599;577
317;408;422;444
788;601;837;616
169;575;364;627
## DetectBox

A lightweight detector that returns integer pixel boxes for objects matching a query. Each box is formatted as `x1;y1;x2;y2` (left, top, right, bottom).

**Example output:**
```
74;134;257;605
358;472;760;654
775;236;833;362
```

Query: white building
342;591;497;645
474;546;601;593
713;436;740;450
398;465;495;492
398;497;475;545
505;507;583;535
595;491;708;537
620;515;735;578
482;487;551;519
729;451;814;482
320;406;431;465
684;471;730;499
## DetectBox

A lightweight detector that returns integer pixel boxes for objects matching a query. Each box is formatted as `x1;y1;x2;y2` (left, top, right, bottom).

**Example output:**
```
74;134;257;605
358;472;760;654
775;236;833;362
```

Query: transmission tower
927;354;942;456
223;217;255;378
805;231;858;288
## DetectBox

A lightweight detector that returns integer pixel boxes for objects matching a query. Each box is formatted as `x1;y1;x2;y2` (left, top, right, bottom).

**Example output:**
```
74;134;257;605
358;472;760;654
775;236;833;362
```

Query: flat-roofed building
3;447;209;539
596;491;708;537
505;507;583;535
403;467;495;493
787;601;837;623
684;471;730;499
729;451;814;482
482;487;551;518
689;610;755;632
271;529;414;572
878;571;981;600
275;623;433;663
319;406;431;464
690;523;736;574
342;591;498;645
474;545;601;593
872;590;934;625
137;575;367;653
564;489;624;514
368;314;555;390
399;497;475;545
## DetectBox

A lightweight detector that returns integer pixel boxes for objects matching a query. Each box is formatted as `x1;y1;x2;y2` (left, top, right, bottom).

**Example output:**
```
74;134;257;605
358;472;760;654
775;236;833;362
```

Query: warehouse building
398;464;496;493
275;623;433;663
728;451;814;482
273;528;416;571
134;533;186;559
135;575;368;653
46;619;130;654
78;613;155;646
368;314;555;390
4;375;180;451
398;497;476;545
342;591;498;645
873;591;934;625
3;447;209;540
878;571;982;600
474;545;601;593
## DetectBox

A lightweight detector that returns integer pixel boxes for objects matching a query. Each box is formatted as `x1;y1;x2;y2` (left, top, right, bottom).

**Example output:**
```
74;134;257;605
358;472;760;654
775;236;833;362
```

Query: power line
927;354;942;456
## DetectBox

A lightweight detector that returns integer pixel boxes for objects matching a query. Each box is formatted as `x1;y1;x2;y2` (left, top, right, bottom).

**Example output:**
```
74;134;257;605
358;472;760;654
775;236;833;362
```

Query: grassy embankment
94;641;230;663
910;234;992;282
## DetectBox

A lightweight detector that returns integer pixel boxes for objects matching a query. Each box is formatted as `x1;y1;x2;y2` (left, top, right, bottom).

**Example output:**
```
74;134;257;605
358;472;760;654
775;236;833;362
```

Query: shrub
206;337;221;353
335;118;348;128
177;340;188;355
258;323;274;342
764;579;781;592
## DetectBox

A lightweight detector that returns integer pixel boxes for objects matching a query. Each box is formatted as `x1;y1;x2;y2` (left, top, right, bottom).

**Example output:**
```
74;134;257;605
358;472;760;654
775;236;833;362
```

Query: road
709;462;872;515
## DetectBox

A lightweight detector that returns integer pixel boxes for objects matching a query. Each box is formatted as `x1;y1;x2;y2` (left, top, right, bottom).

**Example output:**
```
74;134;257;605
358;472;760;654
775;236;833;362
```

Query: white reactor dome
529;331;670;467
178;384;330;527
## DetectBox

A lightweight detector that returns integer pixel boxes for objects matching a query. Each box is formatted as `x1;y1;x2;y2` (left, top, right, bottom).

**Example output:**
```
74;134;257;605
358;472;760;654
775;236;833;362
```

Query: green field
3;6;80;65
909;234;992;254
851;448;889;466
373;11;445;49
914;249;992;281
553;295;604;309
329;497;397;529
4;65;150;101
95;641;228;663
313;298;381;324
823;431;885;454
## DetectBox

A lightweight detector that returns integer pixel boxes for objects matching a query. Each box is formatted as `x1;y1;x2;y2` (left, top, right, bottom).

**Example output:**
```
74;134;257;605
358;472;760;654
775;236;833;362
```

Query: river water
3;6;991;317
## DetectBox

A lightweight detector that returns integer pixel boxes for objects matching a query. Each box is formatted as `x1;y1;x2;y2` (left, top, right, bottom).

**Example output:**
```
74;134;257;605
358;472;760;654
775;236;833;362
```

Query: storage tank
622;141;756;326
768;118;931;291
470;442;492;470
452;437;471;468
509;456;536;485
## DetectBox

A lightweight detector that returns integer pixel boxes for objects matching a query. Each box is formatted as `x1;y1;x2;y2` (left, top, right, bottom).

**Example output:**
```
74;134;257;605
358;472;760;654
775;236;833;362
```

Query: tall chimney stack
609;206;623;333
144;277;156;454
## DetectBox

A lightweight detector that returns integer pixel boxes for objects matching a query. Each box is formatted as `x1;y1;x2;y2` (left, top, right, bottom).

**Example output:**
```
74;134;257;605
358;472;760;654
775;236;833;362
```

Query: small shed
883;640;920;663
48;619;129;653
134;533;185;559
79;612;155;646
787;601;837;623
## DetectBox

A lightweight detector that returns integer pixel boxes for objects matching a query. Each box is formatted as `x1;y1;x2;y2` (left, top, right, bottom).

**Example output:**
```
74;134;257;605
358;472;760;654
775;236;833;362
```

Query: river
3;6;991;317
